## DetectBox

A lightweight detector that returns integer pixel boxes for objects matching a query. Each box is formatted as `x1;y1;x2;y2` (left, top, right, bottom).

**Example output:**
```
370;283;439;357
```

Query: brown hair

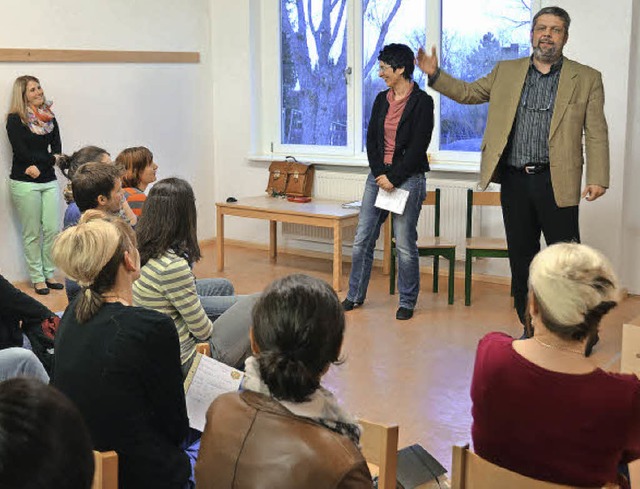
116;147;154;188
71;162;122;212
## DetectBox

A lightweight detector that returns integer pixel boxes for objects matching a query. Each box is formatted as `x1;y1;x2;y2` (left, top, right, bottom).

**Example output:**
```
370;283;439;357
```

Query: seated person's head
72;162;123;214
57;146;111;181
528;243;620;342
250;274;345;402
53;210;139;322
0;378;94;489
116;146;158;191
136;177;200;266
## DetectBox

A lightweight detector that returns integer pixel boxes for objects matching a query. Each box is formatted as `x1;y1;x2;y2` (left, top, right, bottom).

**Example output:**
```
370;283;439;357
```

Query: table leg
382;217;391;275
333;221;343;291
216;207;224;272
269;220;277;261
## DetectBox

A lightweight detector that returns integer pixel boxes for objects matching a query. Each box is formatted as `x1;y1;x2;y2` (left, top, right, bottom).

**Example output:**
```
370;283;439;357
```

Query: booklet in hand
183;353;244;432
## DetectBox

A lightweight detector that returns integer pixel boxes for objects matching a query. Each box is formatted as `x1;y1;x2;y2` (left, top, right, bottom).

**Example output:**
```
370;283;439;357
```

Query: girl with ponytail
51;210;191;489
195;274;373;489
471;243;640;488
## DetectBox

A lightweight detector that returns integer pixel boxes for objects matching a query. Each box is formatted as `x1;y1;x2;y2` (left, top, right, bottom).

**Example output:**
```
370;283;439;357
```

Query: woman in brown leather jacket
195;274;373;489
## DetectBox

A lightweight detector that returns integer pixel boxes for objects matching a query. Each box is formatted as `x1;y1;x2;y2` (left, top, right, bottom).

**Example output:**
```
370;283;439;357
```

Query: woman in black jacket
342;44;434;320
6;75;63;295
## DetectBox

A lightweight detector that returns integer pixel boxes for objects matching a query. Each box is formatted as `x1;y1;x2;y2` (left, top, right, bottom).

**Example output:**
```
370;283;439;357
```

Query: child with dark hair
0;378;94;489
195;274;373;489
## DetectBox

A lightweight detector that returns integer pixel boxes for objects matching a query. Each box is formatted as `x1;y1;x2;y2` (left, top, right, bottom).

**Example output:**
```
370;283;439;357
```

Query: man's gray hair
532;6;571;33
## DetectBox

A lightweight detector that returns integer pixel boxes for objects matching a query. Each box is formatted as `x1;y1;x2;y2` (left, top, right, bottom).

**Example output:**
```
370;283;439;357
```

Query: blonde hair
529;243;620;341
52;210;136;323
8;75;40;124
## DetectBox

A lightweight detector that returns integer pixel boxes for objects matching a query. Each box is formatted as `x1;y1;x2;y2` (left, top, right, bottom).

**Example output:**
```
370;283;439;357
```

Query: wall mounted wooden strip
0;48;200;63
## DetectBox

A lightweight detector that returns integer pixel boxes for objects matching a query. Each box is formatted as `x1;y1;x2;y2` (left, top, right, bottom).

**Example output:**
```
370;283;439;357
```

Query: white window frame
252;0;538;172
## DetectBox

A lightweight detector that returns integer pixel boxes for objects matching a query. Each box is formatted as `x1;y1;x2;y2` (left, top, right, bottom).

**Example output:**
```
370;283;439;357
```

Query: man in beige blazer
418;6;609;347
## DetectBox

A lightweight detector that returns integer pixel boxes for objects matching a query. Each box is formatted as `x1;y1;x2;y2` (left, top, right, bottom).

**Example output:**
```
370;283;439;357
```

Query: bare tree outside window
440;0;531;152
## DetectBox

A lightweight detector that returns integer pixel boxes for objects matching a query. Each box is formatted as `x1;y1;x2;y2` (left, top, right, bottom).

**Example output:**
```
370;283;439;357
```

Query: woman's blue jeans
346;172;426;310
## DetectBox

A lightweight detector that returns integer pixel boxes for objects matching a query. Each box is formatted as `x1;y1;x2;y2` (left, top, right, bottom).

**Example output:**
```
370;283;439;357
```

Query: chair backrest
389;188;442;239
450;445;612;489
195;342;211;357
466;189;501;238
359;419;399;489
92;450;118;489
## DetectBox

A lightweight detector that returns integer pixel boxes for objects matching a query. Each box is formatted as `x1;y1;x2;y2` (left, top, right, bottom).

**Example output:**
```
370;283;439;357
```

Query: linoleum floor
19;242;640;471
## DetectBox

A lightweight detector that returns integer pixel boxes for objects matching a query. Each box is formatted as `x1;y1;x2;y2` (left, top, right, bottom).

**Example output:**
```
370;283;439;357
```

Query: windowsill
246;153;480;174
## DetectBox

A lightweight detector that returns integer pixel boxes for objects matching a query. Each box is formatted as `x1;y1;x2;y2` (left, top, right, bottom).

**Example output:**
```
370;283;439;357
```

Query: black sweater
6;113;61;183
366;83;434;187
52;302;190;489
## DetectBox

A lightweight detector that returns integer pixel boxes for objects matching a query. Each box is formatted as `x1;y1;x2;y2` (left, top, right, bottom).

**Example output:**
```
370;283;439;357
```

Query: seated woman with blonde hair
471;243;640;488
195;274;373;489
51;210;191;489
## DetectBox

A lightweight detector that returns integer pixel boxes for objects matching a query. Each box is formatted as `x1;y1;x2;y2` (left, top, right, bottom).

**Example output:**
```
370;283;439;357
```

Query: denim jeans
196;278;236;320
347;172;426;310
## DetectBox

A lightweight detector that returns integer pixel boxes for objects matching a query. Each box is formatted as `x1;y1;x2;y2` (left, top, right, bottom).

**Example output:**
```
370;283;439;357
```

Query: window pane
362;0;426;151
280;0;348;146
440;0;531;152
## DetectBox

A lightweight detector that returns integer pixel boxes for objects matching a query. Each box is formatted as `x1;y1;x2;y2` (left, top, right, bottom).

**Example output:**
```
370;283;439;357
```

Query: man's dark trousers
500;165;580;324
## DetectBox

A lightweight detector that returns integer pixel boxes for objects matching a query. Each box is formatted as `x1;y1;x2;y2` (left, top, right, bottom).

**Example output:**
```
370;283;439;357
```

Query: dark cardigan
366;83;434;187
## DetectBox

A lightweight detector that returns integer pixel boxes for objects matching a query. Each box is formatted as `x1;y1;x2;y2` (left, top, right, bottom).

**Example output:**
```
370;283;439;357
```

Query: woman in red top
471;243;640;488
116;146;158;217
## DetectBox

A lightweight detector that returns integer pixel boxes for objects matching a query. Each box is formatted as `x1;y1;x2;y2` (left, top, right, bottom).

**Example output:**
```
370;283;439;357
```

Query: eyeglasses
522;85;553;112
378;63;393;72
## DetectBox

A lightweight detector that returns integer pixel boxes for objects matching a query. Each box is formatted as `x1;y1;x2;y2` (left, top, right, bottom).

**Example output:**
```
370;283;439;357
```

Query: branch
363;0;402;77
329;0;347;47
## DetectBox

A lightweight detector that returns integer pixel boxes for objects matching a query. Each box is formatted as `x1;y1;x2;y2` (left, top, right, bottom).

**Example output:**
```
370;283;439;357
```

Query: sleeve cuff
427;68;441;86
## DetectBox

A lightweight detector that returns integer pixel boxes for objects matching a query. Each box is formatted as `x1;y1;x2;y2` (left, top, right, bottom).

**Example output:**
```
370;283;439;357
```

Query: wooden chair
92;450;118;489
464;189;509;306
359;419;399;489
389;189;456;304
195;342;211;357
450;445;615;489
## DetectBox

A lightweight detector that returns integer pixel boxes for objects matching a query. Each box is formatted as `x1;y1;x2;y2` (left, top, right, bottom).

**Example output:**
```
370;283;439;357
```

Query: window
266;0;532;165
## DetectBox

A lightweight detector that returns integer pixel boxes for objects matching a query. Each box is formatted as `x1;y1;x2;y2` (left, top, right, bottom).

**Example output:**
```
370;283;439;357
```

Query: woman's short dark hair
136;177;200;266
378;43;415;80
251;274;345;403
0;378;94;489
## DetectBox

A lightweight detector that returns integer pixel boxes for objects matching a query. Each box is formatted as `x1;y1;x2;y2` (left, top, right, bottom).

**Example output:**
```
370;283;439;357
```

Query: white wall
209;0;640;290
0;0;213;281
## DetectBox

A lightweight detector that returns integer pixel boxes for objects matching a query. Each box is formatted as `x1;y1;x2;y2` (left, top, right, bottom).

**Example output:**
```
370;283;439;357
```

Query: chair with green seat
389;188;456;305
464;189;509;306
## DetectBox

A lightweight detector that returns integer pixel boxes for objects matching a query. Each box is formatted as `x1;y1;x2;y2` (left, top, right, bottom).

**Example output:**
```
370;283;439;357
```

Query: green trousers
9;179;60;283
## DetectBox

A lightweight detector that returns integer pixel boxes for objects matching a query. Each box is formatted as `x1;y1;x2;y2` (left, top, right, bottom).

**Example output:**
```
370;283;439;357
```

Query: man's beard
533;43;562;63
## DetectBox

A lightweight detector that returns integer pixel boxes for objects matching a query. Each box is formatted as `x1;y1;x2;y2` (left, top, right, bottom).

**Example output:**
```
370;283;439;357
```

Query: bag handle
285;155;298;163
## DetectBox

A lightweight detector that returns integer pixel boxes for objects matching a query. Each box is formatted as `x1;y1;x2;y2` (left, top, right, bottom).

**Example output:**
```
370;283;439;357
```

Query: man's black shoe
396;307;414;320
342;298;361;311
585;332;600;357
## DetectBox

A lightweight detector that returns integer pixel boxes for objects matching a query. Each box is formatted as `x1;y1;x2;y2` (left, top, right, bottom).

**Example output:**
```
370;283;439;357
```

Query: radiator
282;171;480;260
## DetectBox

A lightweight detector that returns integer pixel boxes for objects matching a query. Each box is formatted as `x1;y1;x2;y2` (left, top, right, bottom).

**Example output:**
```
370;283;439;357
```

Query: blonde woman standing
6;75;62;295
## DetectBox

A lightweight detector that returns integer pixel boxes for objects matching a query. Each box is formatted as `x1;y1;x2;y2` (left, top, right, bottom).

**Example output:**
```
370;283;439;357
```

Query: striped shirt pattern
133;251;212;364
123;187;147;217
504;58;563;169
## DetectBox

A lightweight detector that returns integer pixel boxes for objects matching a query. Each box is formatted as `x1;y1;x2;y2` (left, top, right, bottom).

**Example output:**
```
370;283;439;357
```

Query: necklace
102;295;130;306
534;336;585;356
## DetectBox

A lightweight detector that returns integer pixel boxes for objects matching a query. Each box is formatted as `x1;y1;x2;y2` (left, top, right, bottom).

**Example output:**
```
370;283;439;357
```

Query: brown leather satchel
266;157;315;197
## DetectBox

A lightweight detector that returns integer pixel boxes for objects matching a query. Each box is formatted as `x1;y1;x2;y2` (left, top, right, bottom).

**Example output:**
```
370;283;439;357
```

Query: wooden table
216;196;360;291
